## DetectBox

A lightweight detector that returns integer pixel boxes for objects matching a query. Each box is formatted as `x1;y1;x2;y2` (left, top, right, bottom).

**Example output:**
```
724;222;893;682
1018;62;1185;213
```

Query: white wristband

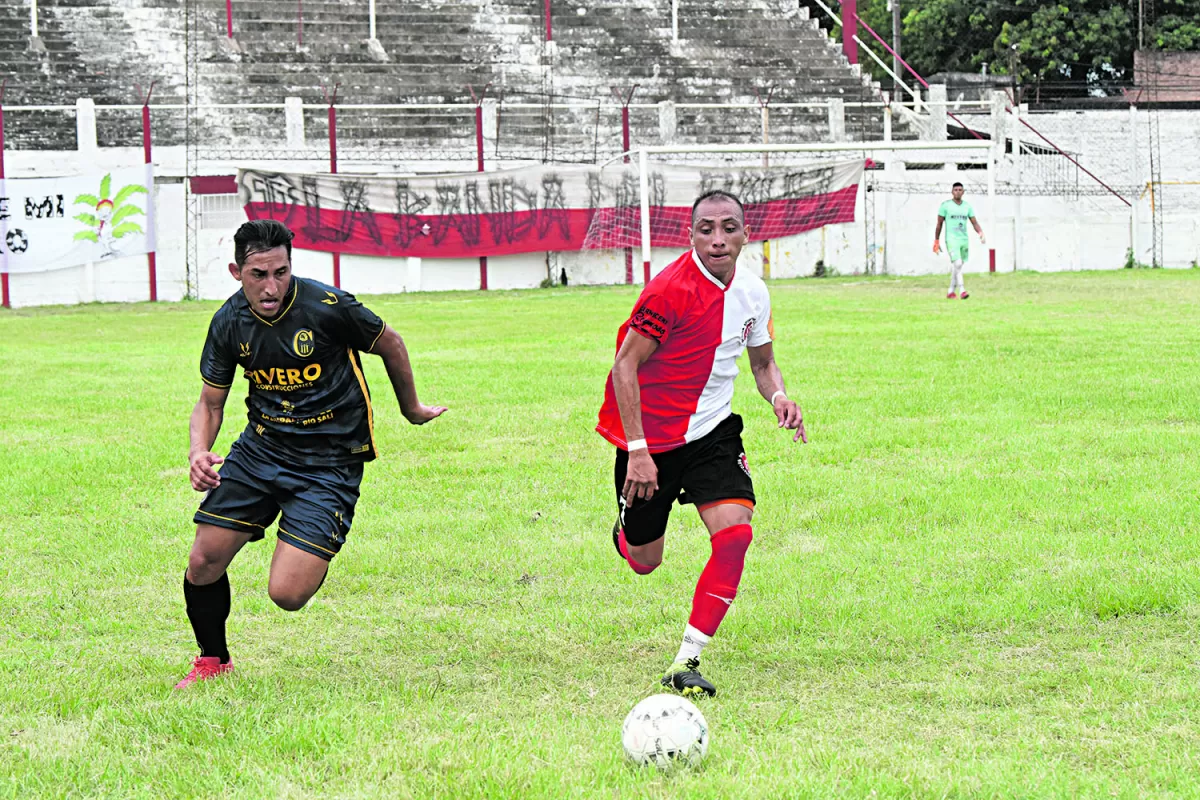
626;438;648;452
770;390;787;405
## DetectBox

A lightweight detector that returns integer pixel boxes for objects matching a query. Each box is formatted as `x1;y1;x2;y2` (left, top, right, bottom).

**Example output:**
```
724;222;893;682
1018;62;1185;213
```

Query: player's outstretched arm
612;330;660;501
189;383;230;491
748;342;806;444
372;324;447;425
933;215;945;254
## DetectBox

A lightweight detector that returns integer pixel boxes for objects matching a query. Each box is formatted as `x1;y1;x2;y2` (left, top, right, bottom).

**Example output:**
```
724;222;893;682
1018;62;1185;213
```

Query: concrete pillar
827;98;845;142
882;128;906;271
927;84;947;142
405;257;421;292
75;98;98;160
882;91;892;142
658;101;677;144
988;91;1006;233
482;98;499;153
284;97;305;149
989;90;1007;157
76;97;98;306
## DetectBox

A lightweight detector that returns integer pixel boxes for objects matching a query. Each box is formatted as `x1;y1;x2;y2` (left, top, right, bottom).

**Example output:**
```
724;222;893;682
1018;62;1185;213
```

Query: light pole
889;0;901;100
1138;0;1144;50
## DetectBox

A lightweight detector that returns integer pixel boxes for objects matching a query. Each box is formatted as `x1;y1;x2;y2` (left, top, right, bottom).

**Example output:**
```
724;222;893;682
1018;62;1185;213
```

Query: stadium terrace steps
9;0;893;158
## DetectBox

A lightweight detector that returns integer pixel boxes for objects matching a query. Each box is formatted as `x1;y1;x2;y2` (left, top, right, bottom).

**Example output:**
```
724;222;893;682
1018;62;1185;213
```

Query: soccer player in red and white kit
596;190;806;697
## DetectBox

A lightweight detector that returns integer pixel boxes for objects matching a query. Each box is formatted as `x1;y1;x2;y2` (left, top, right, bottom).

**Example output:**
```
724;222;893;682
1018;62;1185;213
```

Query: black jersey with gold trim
200;276;386;465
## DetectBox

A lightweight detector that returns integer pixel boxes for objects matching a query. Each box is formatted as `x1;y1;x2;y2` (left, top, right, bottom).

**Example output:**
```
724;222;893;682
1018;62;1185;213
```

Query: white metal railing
805;0;936;114
854;35;921;110
810;0;839;24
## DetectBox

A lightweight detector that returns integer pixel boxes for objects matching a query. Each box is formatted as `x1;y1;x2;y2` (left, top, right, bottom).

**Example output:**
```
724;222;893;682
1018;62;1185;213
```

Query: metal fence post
139;82;158;301
325;83;341;288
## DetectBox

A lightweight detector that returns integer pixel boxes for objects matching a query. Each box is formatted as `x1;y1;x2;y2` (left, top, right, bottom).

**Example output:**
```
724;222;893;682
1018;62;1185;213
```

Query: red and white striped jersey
597;249;773;454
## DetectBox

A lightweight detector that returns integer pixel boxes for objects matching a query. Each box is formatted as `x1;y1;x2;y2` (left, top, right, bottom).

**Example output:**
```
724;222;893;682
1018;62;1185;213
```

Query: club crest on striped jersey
740;317;757;345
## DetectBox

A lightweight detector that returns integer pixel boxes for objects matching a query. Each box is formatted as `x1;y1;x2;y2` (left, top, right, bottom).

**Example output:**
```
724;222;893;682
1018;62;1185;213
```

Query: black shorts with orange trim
194;436;363;561
614;413;755;548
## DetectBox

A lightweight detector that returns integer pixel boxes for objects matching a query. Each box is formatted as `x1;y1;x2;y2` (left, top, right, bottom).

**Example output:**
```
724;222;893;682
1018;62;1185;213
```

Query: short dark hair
234;219;294;267
952;182;964;189
691;190;745;224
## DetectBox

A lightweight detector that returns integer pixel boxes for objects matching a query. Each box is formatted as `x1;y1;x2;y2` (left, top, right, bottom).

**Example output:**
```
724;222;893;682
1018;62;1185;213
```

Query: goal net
582;141;998;279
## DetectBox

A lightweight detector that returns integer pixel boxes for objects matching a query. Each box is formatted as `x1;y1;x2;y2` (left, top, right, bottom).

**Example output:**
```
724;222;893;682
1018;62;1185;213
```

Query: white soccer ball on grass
621;693;710;769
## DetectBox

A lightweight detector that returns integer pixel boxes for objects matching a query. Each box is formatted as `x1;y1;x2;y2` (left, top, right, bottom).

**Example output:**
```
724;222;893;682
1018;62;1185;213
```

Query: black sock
183;571;231;663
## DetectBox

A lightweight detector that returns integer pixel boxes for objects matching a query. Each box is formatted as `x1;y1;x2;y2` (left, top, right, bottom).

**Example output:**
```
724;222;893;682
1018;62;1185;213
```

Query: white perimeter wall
12;178;1194;309
5;108;1199;307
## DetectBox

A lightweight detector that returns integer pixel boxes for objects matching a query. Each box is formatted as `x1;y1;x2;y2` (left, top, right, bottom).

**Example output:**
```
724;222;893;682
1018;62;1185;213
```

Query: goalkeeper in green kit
933;182;986;299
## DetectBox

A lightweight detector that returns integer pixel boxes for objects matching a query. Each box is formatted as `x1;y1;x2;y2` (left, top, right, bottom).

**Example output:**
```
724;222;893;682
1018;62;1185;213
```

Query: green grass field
2;269;1199;798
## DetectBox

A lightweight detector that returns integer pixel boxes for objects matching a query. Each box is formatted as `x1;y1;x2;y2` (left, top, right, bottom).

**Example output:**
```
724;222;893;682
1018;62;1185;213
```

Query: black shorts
614;413;755;547
194;437;363;561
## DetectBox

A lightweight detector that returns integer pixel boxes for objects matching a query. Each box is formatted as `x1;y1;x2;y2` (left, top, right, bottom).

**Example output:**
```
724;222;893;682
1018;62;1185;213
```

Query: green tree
1150;0;1200;49
993;3;1134;88
825;0;1200;95
893;0;1001;74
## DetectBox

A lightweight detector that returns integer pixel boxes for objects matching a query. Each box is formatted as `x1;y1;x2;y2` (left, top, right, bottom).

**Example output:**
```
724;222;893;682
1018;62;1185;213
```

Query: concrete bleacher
6;0;887;159
0;0;188;151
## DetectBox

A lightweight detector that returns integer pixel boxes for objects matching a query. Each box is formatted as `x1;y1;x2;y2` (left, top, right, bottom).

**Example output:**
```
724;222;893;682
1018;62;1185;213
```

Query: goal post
591;140;998;280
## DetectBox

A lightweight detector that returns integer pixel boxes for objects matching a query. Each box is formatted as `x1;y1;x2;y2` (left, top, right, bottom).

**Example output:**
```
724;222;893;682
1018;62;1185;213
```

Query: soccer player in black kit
176;220;446;688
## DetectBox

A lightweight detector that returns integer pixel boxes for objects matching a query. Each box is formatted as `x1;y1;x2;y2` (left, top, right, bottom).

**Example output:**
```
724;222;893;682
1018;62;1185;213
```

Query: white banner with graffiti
0;166;155;274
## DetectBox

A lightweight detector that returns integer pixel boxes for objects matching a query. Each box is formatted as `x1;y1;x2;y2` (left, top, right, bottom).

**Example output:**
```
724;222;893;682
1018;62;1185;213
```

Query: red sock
618;528;657;575
688;524;753;636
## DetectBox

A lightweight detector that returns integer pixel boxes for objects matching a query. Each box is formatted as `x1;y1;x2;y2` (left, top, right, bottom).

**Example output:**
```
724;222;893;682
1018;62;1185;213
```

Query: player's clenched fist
932;239;941;254
189;451;224;491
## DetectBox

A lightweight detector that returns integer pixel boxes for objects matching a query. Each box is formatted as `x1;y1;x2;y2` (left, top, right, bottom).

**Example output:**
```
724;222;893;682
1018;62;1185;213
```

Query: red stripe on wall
190;175;239;195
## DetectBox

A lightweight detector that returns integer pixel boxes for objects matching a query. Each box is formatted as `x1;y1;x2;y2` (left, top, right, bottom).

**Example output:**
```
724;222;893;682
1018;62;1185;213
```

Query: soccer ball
621;693;710;769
